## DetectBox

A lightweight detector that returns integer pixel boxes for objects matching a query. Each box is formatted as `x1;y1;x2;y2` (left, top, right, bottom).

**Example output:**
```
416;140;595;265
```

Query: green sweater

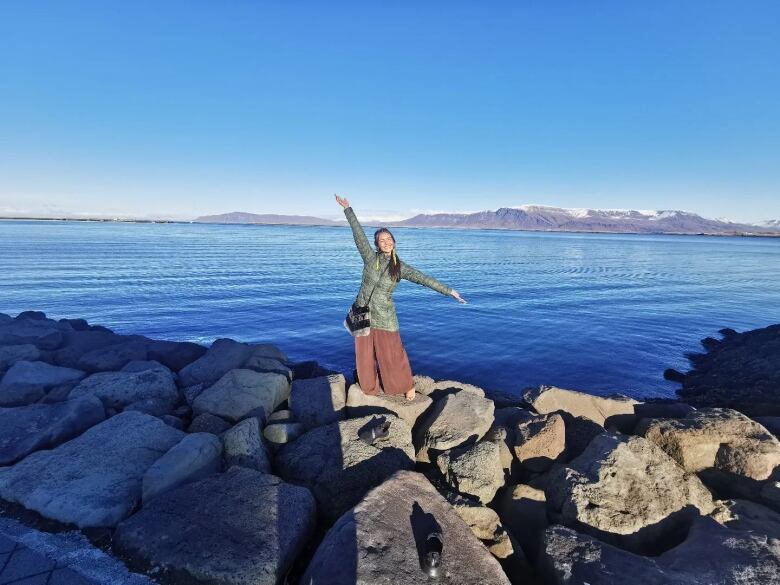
344;206;452;332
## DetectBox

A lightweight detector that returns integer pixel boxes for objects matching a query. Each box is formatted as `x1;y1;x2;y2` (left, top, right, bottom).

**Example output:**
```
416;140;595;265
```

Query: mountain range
193;206;780;236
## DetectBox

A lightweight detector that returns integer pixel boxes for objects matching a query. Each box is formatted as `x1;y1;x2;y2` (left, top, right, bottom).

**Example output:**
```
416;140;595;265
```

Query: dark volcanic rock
0;360;86;406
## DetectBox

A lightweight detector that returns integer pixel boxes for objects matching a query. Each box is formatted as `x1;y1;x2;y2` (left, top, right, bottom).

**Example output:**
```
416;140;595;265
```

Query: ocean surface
2;219;779;400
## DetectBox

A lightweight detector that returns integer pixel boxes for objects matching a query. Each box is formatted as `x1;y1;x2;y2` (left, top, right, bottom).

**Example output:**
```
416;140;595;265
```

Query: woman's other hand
451;289;467;304
335;194;350;209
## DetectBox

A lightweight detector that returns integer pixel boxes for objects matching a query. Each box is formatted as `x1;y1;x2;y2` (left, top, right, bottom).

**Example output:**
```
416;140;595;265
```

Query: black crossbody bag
344;259;391;337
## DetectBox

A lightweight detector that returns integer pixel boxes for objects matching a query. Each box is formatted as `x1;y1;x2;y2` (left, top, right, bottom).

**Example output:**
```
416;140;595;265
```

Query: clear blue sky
1;1;778;222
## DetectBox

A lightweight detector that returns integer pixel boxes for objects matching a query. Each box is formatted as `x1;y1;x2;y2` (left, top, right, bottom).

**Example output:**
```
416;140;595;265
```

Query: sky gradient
1;1;778;223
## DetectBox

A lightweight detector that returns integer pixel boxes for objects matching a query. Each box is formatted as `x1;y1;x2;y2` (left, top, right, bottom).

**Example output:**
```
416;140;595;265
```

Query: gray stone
69;369;179;416
290;374;346;430
0;396;105;465
144;339;207;372
120;360;173;375
76;342;148;372
711;498;780;539
188;412;232;434
263;422;305;446
160;415;184;430
301;470;511;585
444;491;503;540
513;413;566;472
0;319;65;350
0;361;86;406
115;467;316;585
181;382;206;406
275;414;415;521
523;385;640;429
546;433;716;554
223;418;270;473
414;390;495;463
495;484;548;562
346;382;433;428
193;369;289;423
178;338;283;387
142;432;222;503
437;440;505;503
50;330;124;368
243;354;292;380
426;379;487;401
268;409;293;422
0;411;184;527
0;344;40;372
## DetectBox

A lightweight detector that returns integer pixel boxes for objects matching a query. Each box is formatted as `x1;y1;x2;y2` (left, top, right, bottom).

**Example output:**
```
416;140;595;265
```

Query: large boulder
69;368;179;416
546;433;716;554
76;341;149;372
290;374;347;430
638;408;780;501
222;417;270;473
49;329;125;368
0;411;184;527
0;343;40;372
539;517;780;585
0;318;66;350
346;382;432;427
0;396;105;465
302;470;511;585
414;390;495;463
142;432;223;503
436;440;505;504
512;413;566;472
523;385;639;429
178;338;288;388
115;467;316;585
0;360;86;406
144;338;207;372
192;369;289;423
275;414;415;522
495;484;548;562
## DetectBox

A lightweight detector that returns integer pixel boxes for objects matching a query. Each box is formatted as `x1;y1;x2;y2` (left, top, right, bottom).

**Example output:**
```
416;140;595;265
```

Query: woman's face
376;232;395;255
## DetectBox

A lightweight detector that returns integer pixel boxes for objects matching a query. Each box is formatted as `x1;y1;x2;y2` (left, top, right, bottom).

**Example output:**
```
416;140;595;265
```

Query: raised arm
343;206;374;263
400;261;452;296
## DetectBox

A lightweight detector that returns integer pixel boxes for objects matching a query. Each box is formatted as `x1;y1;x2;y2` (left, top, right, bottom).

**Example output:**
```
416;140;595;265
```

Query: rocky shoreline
0;310;778;584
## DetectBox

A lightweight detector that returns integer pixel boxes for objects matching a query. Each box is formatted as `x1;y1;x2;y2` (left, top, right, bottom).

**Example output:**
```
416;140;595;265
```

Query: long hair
374;228;401;282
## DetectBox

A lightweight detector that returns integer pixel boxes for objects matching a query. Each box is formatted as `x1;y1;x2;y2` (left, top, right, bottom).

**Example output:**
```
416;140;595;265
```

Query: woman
336;194;466;401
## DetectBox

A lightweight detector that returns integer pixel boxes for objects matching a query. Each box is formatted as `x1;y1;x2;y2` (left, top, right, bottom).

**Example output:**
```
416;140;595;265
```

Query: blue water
1;220;779;399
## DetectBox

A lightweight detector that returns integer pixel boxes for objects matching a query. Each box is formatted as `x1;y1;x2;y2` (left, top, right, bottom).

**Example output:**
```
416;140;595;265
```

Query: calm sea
1;219;778;400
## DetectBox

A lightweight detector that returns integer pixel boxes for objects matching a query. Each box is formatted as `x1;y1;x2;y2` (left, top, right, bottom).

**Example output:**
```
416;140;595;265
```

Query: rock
268;409;293;422
181;382;206;405
69;368;179;416
412;374;436;395
115;467;316;585
223;418;270;473
290;360;328;380
188;412;232;434
49;329;123;368
638;408;780;500
556;412;606;461
444;491;503;540
0;360;86;406
263;421;305;447
523;385;640;430
0;411;183;527
633;400;696;421
120;360;173;375
0;344;40;372
160;414;184;430
243;354;292;380
436;440;505;503
414;390;495;463
512;413;566;472
290;374;347;430
275;414;415;521
426;379;487;401
192;369;289;423
142;432;222;503
754;416;780;438
76;341;149;372
712;499;780;538
0;319;65;350
346;382;433;428
0;312;11;322
0;396;106;465
495;483;548;562
546;433;716;554
145;339;207;372
301;470;511;585
539;517;780;585
15;310;48;320
178;338;254;387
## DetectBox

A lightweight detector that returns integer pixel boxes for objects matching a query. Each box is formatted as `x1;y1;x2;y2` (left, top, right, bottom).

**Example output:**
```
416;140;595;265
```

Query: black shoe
422;531;443;578
358;420;391;445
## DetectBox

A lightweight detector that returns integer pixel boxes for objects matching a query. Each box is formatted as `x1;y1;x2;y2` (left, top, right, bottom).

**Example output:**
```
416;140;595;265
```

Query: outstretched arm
401;262;467;303
336;195;374;264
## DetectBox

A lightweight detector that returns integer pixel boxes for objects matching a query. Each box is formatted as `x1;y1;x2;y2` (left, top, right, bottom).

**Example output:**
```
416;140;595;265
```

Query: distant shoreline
2;215;780;238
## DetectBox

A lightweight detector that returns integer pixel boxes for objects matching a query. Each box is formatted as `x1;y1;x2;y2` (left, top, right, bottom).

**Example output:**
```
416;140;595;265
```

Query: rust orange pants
354;328;414;395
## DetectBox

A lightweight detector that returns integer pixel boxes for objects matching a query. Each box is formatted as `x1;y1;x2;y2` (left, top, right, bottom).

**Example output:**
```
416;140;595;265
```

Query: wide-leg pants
354;328;414;395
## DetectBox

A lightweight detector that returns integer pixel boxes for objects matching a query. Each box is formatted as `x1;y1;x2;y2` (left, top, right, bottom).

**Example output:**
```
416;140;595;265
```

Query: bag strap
363;255;391;305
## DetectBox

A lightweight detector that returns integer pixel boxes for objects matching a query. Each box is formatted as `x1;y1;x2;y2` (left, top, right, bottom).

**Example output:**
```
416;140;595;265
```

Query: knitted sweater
344;206;452;332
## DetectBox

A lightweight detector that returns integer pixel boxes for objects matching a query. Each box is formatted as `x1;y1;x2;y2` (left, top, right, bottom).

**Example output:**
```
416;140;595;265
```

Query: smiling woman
335;194;466;401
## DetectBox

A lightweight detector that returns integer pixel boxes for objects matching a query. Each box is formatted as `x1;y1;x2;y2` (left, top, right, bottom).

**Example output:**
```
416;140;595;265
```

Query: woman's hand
335;194;350;209
451;289;467;304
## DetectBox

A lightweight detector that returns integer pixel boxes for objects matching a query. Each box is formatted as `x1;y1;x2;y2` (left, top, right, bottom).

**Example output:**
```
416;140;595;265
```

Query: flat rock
0;411;184;527
546;433;716;554
301;470;511;585
223;418;270;473
437;440;505;503
142;432;222;503
523;385;639;429
414;390;495;463
0;344;40;372
540;517;780;585
275;414;415;521
425;379;486;401
513;413;566;472
69;368;179;416
346;382;432;427
193;369;289;423
290;374;347;430
115;467;316;585
0;360;86;406
0;396;105;465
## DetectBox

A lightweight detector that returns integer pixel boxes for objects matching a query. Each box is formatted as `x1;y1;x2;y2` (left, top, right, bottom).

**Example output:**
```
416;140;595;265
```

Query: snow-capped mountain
392;205;780;235
762;219;780;228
